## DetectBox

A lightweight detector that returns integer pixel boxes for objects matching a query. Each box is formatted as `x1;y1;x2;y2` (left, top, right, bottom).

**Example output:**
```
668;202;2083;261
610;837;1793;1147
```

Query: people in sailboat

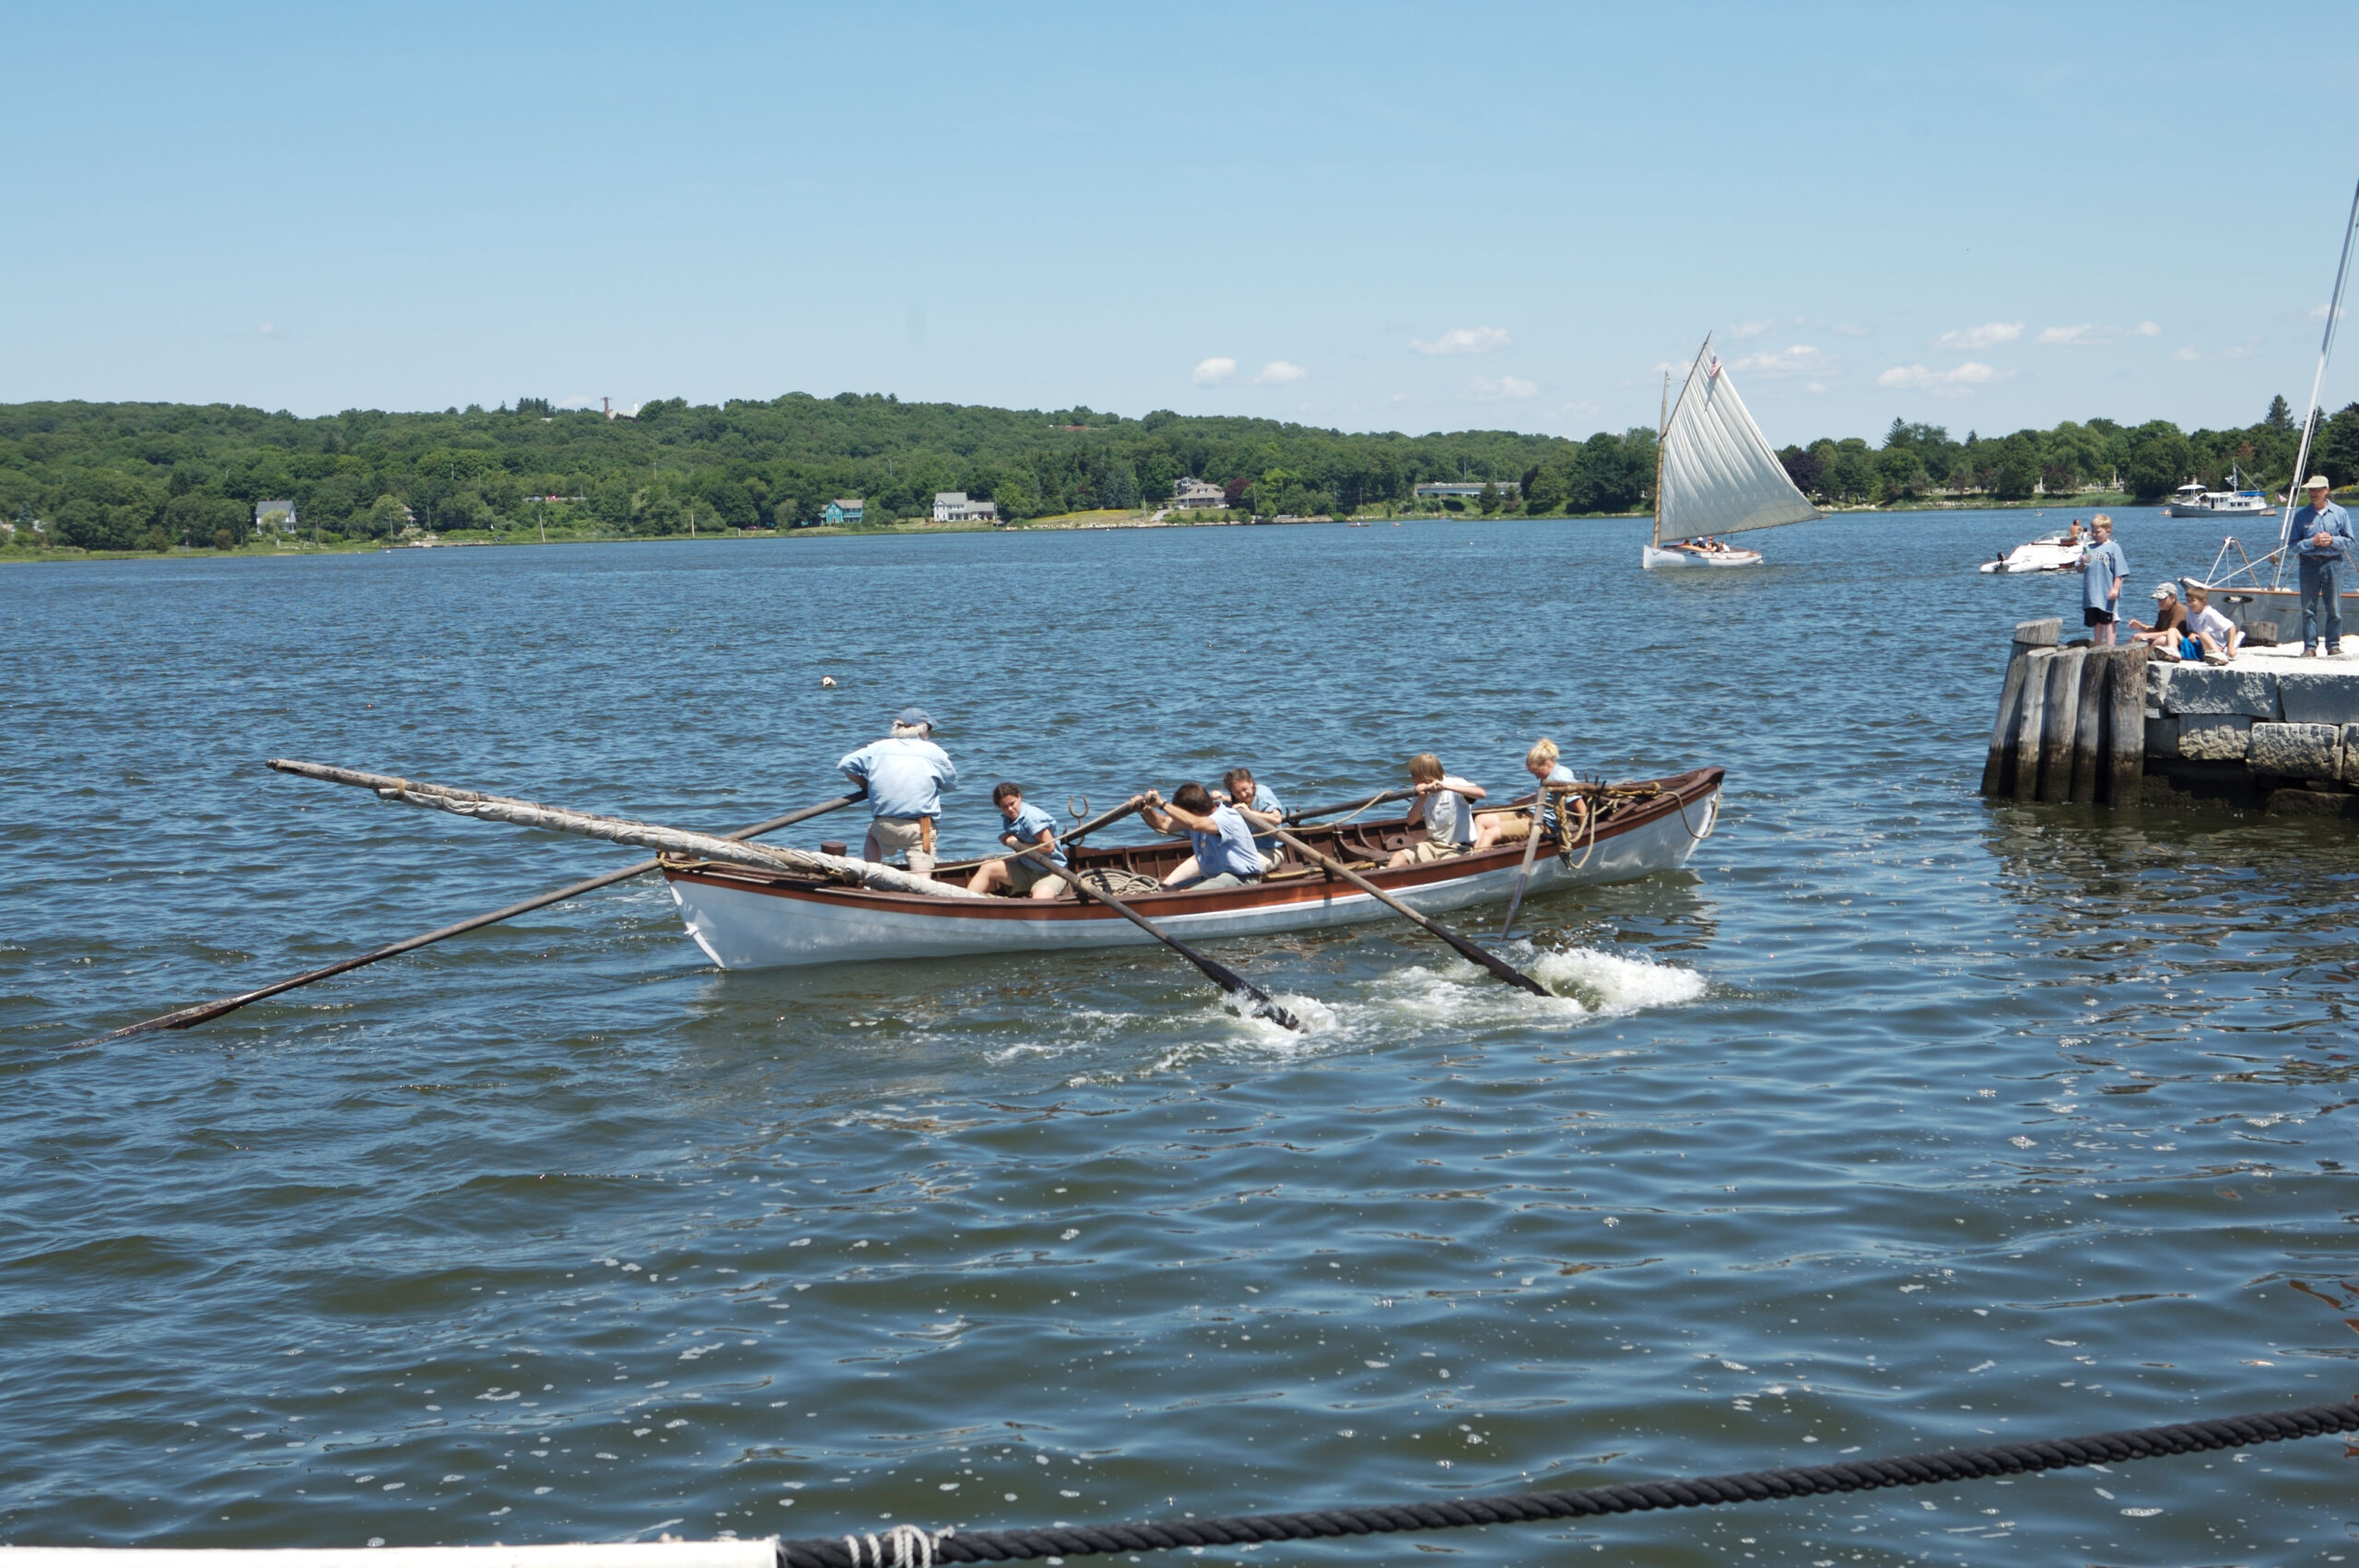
2182;586;2242;666
2285;474;2353;657
2076;515;2127;647
1218;767;1286;864
1142;783;1265;890
2128;582;2188;656
1386;753;1487;868
1474;738;1585;847
969;782;1071;899
837;706;957;881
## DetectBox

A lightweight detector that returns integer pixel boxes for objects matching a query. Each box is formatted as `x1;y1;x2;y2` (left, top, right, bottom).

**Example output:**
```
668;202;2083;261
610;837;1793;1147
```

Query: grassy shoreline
0;492;2169;566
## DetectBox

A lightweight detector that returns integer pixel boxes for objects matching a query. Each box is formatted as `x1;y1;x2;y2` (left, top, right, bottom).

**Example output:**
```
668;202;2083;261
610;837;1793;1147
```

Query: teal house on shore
824;497;864;526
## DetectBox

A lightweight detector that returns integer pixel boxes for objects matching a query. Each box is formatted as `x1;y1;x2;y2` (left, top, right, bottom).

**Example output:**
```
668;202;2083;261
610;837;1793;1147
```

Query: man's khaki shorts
1407;838;1471;864
865;816;934;877
1476;810;1532;844
1006;855;1067;895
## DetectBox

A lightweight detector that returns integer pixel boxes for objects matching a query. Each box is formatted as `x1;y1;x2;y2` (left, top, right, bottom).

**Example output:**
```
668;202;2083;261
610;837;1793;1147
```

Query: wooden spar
2069;648;2109;804
2105;644;2151;806
266;759;978;899
1269;826;1549;997
2036;647;2087;803
2010;649;2057;803
1283;788;1414;825
67;791;866;1049
1497;786;1562;938
1009;845;1305;1032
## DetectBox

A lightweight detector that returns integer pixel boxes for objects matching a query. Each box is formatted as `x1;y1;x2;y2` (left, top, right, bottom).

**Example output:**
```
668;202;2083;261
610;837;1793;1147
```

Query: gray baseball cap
897;706;934;728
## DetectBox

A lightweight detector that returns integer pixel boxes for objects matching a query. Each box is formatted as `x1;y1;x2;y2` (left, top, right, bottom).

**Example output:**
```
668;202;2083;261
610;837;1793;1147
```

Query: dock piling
2036;647;2087;803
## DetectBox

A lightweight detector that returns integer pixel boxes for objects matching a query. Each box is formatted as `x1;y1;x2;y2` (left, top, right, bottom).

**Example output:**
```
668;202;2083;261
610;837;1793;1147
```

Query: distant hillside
0;393;1653;552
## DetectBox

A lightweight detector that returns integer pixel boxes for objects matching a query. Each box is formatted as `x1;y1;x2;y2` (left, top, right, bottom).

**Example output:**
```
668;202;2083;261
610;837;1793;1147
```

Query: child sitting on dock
969;783;1070;899
2182;586;2241;666
1387;753;1487;868
2129;581;2188;657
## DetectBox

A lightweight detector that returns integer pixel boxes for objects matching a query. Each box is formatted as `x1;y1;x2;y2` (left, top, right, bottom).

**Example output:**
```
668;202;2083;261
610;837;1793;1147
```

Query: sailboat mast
1653;371;1669;546
2278;173;2359;583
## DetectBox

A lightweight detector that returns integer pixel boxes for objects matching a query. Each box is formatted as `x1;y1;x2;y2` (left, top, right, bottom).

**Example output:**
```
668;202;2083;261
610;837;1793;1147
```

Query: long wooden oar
1283;787;1413;825
1010;845;1305;1032
1268;826;1548;997
67;790;867;1049
1498;786;1563;939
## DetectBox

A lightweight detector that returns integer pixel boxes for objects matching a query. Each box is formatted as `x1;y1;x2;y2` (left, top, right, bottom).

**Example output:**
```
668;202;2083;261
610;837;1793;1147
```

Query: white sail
1654;341;1820;545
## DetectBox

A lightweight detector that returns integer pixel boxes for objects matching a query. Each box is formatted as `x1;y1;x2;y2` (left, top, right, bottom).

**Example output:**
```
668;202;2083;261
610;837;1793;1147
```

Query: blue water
5;510;2356;1565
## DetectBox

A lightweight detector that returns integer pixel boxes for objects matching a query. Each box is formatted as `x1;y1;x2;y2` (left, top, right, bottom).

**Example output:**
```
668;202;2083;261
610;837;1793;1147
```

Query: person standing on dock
2284;475;2354;657
2077;514;2127;647
838;707;957;880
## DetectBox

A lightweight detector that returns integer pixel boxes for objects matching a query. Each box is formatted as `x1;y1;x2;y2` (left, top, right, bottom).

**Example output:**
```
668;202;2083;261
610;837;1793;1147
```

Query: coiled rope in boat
778;1398;2359;1567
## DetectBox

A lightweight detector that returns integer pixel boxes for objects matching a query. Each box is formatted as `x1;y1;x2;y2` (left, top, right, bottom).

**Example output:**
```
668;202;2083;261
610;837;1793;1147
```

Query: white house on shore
1170;477;1226;509
254;499;298;531
932;491;999;523
1412;480;1519;500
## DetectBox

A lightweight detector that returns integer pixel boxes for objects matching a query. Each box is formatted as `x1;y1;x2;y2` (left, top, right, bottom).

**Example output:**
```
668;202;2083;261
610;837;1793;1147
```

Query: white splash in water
1531;946;1708;1016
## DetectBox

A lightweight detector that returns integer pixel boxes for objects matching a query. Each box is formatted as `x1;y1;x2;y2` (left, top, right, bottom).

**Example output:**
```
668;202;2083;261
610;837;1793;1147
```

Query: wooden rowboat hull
660;768;1723;969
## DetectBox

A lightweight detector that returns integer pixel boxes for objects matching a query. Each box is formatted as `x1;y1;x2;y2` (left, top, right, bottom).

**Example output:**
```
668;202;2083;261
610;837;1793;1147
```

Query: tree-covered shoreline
4;391;2356;555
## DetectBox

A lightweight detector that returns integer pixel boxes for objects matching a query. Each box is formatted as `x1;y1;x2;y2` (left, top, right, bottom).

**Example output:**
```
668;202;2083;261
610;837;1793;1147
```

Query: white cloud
1410;326;1510;356
2170;346;2203;362
1731;344;1822;374
1827;322;1872;338
1877;361;2001;389
1251;360;1307;385
2310;302;2345;322
2036;323;2123;346
1191;357;1237;385
1729;318;1776;341
1933;321;2023;350
2132;321;2160;336
1466;374;1537;399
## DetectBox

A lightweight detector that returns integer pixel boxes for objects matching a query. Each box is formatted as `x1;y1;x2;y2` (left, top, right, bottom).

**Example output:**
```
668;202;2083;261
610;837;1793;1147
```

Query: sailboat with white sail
1642;337;1821;569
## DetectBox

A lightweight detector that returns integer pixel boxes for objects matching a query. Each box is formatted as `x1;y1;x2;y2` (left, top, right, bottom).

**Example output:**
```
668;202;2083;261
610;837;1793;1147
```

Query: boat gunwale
661;767;1724;921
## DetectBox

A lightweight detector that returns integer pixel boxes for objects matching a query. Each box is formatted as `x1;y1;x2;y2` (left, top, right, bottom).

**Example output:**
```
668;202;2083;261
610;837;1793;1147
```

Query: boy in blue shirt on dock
2077;514;2127;646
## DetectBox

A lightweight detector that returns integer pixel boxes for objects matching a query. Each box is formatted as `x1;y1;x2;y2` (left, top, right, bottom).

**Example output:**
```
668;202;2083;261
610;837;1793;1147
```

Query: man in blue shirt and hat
2284;474;2355;656
838;707;957;880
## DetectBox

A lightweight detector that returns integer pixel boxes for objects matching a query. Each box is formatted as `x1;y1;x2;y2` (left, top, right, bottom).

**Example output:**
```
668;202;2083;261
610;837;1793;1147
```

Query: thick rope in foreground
777;1398;2359;1568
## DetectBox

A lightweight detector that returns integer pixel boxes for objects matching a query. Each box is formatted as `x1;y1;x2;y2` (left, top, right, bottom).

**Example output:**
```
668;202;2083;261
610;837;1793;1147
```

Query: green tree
51;469;165;550
2125;421;2193;501
1874;445;1926;500
2266;394;2294;432
2316;403;2359;486
1477;479;1501;515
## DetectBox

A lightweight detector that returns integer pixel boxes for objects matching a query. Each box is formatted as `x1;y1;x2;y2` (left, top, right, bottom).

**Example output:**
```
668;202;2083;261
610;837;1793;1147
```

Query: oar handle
1271;826;1548;997
1010;846;1303;1032
1284;787;1414;824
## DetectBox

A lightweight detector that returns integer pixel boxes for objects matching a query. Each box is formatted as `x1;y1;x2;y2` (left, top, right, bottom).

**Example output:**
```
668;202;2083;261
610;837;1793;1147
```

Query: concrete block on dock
2177;714;2251;761
2248;721;2342;779
2154;663;2280;719
2274;669;2359;726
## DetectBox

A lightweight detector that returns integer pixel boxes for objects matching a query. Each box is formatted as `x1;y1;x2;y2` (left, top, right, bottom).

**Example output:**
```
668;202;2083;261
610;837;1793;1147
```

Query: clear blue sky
7;2;2354;446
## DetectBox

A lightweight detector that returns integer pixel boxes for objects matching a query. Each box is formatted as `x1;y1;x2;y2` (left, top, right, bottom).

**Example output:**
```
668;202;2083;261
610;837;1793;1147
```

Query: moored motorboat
663;768;1724;968
1978;532;2086;574
2164;469;2276;520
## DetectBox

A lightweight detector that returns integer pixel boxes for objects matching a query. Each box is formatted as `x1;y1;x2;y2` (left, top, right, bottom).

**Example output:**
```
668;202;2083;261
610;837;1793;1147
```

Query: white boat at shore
1642;339;1819;571
2165;471;2276;520
663;769;1723;968
1978;532;2087;574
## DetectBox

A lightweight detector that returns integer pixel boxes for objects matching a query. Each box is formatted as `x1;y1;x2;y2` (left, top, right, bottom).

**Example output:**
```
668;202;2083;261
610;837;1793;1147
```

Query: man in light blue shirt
2077;514;2127;647
837;707;957;880
969;781;1069;899
2284;474;2355;655
1141;782;1264;890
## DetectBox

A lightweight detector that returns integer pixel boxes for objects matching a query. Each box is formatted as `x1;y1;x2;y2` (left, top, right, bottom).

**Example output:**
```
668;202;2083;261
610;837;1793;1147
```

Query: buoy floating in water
820;675;837;688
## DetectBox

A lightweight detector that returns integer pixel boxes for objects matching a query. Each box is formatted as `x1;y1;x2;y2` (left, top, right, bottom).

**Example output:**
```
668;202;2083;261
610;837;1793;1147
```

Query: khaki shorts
1006;855;1068;895
1476;810;1533;844
1407;838;1471;864
864;815;934;877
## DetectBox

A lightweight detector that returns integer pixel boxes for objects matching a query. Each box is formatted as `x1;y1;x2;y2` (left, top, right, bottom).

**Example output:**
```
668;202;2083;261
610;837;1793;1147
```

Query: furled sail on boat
1642;336;1820;569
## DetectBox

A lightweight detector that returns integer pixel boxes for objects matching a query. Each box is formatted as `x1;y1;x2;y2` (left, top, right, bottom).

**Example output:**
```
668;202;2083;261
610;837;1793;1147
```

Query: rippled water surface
6;511;2358;1565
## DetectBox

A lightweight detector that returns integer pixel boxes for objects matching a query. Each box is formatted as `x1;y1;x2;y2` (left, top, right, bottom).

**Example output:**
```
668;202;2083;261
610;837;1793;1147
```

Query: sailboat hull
1642;544;1764;569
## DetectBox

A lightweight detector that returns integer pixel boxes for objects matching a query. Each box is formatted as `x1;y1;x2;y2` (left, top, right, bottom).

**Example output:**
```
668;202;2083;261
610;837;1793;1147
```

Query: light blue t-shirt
2081;538;2127;614
1190;804;1265;880
837;736;957;819
998;799;1065;865
2286;500;2355;559
1241;785;1284;852
1537;763;1578;835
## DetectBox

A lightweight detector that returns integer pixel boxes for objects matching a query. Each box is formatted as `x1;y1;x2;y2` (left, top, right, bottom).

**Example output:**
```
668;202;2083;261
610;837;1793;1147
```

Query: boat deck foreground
662;769;1725;968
